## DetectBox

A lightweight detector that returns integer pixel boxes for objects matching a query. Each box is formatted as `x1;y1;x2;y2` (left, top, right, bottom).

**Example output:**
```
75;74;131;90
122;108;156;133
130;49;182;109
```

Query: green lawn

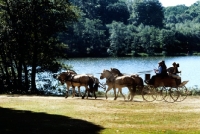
0;95;200;134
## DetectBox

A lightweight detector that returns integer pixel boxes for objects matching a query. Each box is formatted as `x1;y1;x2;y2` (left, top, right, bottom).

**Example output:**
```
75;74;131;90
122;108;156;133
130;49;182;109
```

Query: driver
145;61;163;85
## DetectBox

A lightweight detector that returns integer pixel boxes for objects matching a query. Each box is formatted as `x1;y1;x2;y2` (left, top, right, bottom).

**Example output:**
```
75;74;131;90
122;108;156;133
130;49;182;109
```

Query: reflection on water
63;56;200;92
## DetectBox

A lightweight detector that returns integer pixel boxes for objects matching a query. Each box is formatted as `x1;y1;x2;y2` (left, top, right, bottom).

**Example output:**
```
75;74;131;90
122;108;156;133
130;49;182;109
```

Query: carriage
142;74;189;103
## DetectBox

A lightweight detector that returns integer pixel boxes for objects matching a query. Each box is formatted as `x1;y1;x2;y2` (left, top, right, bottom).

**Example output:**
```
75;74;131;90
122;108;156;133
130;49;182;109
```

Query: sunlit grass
0;95;200;133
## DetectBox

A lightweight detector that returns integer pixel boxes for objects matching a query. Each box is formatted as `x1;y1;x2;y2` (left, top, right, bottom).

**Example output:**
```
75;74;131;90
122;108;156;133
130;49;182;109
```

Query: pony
55;70;78;98
57;72;97;99
110;68;144;99
110;68;144;89
100;69;136;101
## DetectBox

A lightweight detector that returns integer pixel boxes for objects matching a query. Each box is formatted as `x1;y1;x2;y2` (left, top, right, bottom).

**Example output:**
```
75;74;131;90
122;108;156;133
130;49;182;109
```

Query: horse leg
65;85;69;98
82;86;88;99
127;92;131;100
116;89;120;98
72;86;75;98
105;86;112;99
86;87;90;99
129;86;136;101
113;88;117;100
94;91;97;99
128;88;133;101
119;88;125;100
78;86;81;97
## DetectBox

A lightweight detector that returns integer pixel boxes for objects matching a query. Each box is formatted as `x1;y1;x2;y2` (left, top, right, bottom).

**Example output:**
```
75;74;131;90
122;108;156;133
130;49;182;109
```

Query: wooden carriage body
145;74;188;88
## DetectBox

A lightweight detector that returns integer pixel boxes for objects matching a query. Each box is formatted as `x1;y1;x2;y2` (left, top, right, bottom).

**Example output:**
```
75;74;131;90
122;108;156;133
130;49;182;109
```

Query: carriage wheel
155;87;166;101
142;85;157;102
176;86;188;102
163;87;179;103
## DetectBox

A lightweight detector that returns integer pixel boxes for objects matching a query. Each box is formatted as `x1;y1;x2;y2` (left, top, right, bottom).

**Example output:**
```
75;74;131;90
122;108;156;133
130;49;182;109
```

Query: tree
0;0;78;93
107;21;128;56
137;25;160;55
132;0;164;28
105;2;130;24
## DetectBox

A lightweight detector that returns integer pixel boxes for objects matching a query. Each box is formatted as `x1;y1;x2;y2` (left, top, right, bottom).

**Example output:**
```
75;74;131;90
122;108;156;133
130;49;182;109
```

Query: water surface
62;56;199;92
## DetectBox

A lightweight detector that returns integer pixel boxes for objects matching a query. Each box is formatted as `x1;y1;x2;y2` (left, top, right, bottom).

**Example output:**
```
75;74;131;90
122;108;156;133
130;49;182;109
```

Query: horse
55;70;79;98
81;75;103;99
110;68;144;100
57;72;97;99
100;69;136;101
110;68;144;89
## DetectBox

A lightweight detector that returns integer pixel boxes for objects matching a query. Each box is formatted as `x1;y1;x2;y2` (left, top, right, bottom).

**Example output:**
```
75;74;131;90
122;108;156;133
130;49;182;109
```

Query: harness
70;74;81;87
105;72;116;88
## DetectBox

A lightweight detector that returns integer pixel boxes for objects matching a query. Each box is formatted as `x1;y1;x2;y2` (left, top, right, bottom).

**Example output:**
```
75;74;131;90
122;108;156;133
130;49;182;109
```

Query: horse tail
88;77;94;91
93;83;99;91
130;80;137;96
138;77;144;92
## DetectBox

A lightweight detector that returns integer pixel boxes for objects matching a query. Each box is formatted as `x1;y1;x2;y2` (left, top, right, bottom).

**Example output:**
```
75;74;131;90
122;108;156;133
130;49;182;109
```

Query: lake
62;56;200;93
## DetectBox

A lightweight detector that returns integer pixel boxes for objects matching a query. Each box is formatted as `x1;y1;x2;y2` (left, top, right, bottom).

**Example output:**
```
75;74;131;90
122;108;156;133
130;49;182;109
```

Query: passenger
170;62;181;79
167;62;181;85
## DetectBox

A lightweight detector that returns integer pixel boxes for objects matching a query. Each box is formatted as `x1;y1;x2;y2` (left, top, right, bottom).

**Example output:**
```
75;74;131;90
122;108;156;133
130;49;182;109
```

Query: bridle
104;70;115;82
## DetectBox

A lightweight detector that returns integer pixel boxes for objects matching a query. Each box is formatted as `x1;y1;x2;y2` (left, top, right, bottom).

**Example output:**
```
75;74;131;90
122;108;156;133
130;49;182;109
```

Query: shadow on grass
0;107;104;134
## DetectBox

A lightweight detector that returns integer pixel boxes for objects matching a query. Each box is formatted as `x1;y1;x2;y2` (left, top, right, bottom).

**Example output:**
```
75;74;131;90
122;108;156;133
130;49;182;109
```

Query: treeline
63;0;200;57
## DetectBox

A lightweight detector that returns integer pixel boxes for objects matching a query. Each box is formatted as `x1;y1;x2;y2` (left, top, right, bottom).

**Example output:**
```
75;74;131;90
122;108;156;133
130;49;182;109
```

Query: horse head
57;73;65;85
100;69;110;79
57;72;71;85
100;73;104;79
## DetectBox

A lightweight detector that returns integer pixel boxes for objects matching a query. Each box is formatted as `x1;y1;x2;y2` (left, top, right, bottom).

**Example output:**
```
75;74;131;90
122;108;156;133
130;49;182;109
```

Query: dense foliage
64;0;200;57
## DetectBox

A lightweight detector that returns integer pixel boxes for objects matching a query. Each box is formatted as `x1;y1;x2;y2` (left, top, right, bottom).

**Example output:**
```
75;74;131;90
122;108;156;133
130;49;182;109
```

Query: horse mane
110;68;123;76
66;70;77;74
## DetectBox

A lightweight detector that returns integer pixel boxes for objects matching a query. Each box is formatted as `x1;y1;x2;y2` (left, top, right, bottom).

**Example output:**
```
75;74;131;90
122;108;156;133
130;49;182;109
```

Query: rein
99;82;106;90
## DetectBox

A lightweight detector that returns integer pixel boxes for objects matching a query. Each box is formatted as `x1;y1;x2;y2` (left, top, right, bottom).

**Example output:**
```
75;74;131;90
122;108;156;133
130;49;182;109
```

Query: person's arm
159;67;162;73
154;69;158;73
176;68;181;73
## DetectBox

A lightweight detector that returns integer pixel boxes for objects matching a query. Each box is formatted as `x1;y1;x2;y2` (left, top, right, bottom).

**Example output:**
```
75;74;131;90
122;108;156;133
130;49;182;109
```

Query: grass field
0;95;200;134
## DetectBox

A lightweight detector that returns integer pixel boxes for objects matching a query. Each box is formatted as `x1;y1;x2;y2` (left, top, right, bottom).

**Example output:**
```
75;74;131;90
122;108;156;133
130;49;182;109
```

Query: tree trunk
23;62;30;92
